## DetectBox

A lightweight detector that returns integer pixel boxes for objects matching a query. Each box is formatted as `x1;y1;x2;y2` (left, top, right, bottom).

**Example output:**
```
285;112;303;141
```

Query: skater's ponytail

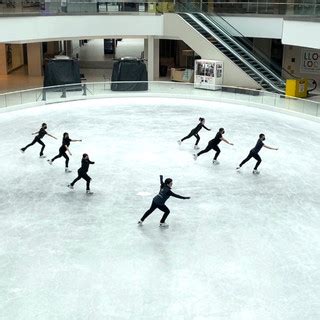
164;178;173;185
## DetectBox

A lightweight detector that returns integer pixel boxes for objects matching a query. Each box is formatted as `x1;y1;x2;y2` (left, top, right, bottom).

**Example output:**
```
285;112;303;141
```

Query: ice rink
1;97;320;320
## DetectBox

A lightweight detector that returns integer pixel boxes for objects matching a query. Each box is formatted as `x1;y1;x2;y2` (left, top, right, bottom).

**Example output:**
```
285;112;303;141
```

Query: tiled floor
0;38;147;93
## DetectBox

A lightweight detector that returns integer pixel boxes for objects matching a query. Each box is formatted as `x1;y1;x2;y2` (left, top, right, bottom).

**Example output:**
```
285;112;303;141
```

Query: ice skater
193;128;233;164
68;153;95;194
236;133;278;174
138;175;190;228
178;117;211;149
20;123;57;158
48;132;82;172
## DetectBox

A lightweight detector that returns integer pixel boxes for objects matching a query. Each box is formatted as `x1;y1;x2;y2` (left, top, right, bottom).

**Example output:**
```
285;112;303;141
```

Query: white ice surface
0;97;320;320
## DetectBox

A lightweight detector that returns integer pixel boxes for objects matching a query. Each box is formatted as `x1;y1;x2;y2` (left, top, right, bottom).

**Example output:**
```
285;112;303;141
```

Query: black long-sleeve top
192;123;210;134
60;137;71;152
153;175;188;205
36;128;47;139
209;131;223;146
251;139;264;154
79;158;94;173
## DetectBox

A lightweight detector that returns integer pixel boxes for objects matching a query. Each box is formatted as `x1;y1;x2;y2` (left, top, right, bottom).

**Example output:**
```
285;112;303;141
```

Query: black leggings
71;170;91;190
239;151;262;170
51;151;69;167
181;130;200;145
197;143;220;160
22;137;45;156
141;200;170;223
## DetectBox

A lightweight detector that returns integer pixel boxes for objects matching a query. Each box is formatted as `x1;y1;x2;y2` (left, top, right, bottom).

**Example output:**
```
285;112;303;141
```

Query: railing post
61;87;66;98
82;84;87;96
42;89;46;101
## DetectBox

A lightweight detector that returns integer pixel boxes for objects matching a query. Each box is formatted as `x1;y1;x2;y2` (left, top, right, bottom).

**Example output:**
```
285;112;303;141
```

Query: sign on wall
300;49;320;74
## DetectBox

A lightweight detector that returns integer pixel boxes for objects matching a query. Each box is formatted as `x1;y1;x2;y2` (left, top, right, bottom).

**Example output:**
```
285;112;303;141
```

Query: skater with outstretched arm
193;128;233;164
236;133;278;174
68;153;95;194
48;132;82;172
178;117;211;149
21;123;57;158
138;175;190;228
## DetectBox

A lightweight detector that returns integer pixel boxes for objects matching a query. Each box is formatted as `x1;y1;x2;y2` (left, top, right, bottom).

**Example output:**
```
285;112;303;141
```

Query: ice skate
39;155;46;158
252;169;260;175
86;190;93;195
212;159;220;165
20;148;25;153
65;168;72;173
236;166;241;170
47;160;52;165
177;140;181;145
194;145;200;150
67;184;74;189
137;220;143;226
193;153;198;160
159;222;169;228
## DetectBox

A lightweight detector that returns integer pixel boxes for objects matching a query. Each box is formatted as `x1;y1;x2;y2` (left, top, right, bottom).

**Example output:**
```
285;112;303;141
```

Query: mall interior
2;2;320;319
0;0;320;99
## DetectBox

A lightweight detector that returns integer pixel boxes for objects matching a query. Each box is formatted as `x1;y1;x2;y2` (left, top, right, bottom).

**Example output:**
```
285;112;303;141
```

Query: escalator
178;12;286;93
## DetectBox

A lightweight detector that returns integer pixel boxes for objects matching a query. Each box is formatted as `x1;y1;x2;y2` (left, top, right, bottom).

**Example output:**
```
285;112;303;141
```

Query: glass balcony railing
0;0;319;16
176;1;320;16
0;81;319;118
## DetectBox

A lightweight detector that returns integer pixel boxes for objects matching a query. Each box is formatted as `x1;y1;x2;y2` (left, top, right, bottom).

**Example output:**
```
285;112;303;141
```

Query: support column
27;43;43;76
147;36;159;81
147;36;154;81
0;44;8;75
64;40;73;57
144;38;148;60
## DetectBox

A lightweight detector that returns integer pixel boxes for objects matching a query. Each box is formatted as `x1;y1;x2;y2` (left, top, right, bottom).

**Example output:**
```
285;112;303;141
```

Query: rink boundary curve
1;82;320;124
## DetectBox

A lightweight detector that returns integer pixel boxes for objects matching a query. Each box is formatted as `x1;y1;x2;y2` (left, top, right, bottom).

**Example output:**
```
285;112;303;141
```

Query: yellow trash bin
285;79;308;98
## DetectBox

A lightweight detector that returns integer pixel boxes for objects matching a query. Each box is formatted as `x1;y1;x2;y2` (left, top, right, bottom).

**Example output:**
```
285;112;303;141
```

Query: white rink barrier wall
0;81;320;122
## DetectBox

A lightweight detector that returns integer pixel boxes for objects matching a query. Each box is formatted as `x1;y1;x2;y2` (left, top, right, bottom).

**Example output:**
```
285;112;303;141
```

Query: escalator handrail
199;11;296;80
197;13;285;85
180;13;285;93
175;0;296;81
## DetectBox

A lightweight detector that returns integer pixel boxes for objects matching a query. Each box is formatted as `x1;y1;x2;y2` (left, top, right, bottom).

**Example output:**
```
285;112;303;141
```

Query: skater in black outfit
48;132;82;172
20;123;57;158
193;128;233;164
236;133;278;174
68;153;95;193
138;175;190;228
178;117;211;150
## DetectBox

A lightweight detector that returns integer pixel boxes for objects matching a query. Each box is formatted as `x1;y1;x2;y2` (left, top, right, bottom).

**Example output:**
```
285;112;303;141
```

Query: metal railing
0;81;319;119
0;0;319;16
176;1;320;16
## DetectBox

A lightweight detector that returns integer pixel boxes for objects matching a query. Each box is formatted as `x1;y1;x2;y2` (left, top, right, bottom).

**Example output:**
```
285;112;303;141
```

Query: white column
147;36;160;81
27;43;43;76
144;38;148;60
65;40;73;57
147;36;154;81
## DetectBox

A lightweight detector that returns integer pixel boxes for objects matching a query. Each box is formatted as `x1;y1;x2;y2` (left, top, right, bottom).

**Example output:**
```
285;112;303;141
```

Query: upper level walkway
0;0;320;17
